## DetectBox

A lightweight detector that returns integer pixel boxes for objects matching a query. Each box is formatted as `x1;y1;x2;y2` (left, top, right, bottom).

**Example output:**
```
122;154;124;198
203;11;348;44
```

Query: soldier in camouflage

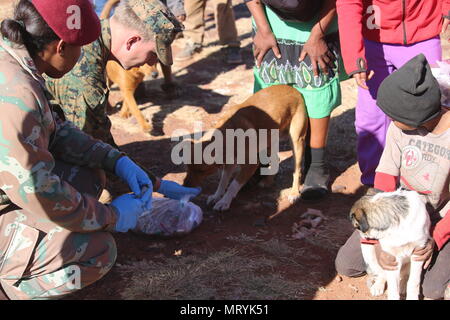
0;0;198;300
45;0;184;146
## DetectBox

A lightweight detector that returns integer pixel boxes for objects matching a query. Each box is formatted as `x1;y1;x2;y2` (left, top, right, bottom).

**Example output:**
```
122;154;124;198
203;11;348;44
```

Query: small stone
332;185;347;193
349;284;359;293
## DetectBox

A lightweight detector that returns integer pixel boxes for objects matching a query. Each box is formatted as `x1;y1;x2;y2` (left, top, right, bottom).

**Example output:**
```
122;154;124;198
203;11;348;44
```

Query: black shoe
225;46;242;64
301;164;330;201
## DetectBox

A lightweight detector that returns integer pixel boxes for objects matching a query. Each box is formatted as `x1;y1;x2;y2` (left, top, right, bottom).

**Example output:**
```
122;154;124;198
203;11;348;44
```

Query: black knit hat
376;54;442;128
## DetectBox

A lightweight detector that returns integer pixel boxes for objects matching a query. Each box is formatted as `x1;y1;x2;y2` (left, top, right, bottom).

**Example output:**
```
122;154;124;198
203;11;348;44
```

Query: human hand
442;17;449;37
115;156;153;196
158;180;201;200
111;188;152;232
253;29;281;68
412;238;435;269
374;243;398;271
353;70;375;90
442;17;449;42
299;35;336;77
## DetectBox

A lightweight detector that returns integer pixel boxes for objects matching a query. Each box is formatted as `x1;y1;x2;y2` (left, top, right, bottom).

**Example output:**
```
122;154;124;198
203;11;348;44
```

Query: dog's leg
119;99;131;119
207;164;237;206
213;164;259;211
122;88;151;132
386;266;402;300
406;257;424;300
361;244;387;296
288;109;307;203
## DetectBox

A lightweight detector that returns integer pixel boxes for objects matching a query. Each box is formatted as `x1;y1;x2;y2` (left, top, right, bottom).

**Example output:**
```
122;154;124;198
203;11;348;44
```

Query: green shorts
252;5;345;119
254;72;341;119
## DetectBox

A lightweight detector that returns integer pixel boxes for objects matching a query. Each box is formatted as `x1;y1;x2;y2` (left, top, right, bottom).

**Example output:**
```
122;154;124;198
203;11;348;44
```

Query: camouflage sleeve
0;88;117;232
50;113;123;173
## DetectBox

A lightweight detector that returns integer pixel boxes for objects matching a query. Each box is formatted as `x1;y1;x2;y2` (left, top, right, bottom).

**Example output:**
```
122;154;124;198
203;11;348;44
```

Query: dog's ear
351;208;370;233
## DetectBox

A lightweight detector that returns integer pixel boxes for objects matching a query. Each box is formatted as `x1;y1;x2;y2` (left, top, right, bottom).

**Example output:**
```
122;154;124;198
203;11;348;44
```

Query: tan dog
101;0;175;132
183;85;308;211
106;61;157;131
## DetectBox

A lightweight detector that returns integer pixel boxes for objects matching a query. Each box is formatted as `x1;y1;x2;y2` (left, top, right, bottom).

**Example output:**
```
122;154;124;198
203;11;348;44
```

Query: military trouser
183;0;240;46
0;161;117;300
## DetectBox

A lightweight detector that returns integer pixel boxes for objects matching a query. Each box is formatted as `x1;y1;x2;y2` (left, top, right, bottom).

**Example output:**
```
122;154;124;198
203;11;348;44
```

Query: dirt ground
1;0;449;300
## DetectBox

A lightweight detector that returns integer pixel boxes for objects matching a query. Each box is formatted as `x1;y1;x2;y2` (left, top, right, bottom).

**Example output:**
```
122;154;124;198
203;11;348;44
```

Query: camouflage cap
128;0;183;65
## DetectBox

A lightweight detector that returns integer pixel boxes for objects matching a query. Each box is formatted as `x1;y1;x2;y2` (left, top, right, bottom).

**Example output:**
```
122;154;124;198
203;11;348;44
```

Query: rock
332;185;347;193
310;217;323;229
301;208;326;220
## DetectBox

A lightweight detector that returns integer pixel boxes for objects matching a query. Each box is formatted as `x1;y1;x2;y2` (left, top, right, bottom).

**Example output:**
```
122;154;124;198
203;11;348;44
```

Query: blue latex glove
110;188;152;233
115;156;153;196
157;180;202;200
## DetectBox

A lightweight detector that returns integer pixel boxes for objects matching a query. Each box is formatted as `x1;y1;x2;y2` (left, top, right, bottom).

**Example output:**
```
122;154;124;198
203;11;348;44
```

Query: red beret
31;0;100;46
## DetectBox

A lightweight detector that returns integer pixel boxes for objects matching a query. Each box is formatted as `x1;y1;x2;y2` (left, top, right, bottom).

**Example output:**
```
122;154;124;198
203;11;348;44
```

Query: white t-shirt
376;121;450;217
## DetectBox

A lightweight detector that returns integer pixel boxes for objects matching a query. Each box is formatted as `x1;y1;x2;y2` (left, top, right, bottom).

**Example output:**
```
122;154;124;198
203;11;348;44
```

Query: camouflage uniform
45;20;114;146
45;0;183;146
0;38;121;299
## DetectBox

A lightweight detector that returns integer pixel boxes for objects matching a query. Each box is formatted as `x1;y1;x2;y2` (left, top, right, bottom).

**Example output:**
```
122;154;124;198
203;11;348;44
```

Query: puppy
101;0;178;132
350;189;431;300
183;85;308;211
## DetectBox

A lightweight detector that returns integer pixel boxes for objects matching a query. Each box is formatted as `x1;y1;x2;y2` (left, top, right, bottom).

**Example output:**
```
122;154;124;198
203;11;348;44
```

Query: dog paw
119;110;131;119
387;293;400;300
406;287;420;300
369;278;386;297
287;193;301;204
141;122;152;132
207;194;220;206
213;199;231;211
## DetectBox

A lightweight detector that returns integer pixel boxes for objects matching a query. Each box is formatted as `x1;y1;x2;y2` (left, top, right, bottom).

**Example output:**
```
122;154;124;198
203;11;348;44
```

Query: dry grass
255;238;294;257
116;245;312;300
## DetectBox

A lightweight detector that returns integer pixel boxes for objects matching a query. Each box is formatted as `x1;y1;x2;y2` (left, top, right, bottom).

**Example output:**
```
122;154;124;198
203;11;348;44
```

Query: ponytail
0;0;59;57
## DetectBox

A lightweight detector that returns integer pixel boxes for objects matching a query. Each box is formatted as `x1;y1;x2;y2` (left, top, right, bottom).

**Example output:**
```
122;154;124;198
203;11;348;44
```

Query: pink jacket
336;0;450;76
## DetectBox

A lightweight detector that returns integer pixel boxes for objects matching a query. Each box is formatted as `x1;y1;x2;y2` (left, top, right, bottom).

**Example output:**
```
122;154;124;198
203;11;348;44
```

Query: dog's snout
350;210;370;233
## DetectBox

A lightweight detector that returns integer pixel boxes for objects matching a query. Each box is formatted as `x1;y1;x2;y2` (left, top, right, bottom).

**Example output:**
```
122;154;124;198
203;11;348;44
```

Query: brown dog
101;0;177;132
183;85;308;211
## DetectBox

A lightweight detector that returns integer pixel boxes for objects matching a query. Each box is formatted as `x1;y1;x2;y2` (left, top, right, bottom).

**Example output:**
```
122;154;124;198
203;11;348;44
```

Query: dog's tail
100;0;121;19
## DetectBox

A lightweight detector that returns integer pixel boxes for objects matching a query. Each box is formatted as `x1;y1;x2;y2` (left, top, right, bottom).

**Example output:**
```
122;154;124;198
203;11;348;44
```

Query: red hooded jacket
336;0;450;76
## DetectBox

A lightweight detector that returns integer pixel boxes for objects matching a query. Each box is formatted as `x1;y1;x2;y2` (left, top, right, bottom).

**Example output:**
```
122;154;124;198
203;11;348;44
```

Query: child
336;0;449;187
246;0;344;200
335;54;450;300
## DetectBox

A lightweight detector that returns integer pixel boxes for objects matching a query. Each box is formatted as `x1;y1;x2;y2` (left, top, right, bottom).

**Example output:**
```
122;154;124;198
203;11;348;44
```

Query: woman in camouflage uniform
0;0;156;300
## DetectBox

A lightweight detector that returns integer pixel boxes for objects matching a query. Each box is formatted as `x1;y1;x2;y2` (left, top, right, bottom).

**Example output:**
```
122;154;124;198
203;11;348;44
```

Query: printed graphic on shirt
401;138;449;198
402;145;422;169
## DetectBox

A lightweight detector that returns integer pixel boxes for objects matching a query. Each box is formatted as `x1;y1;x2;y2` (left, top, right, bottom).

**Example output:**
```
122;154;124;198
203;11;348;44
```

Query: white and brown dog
182;85;308;211
350;189;431;300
